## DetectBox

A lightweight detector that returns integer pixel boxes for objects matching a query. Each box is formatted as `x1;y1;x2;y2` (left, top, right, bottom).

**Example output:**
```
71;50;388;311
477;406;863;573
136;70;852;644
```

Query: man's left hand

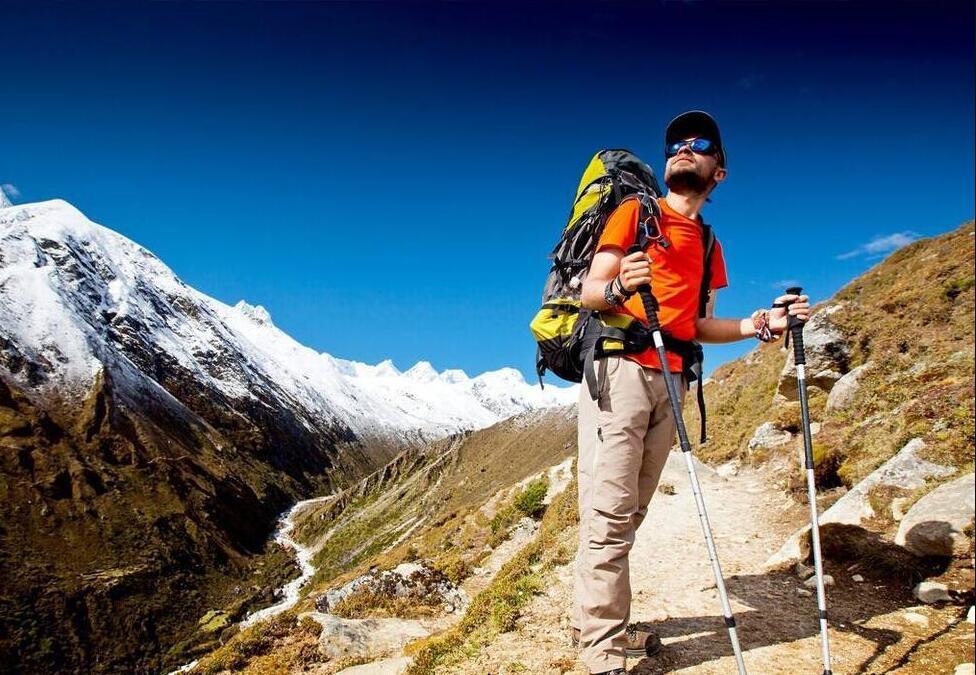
768;294;810;334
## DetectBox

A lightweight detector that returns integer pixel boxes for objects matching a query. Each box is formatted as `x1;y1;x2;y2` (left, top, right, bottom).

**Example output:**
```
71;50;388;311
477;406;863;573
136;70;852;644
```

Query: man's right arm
581;249;652;310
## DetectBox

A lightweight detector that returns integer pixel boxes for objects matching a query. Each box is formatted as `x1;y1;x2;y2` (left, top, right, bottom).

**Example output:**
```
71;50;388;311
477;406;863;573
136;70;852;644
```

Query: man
571;110;810;675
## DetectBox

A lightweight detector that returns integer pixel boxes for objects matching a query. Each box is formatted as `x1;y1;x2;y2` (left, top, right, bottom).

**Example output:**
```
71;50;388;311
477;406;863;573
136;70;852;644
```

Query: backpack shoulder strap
698;222;716;318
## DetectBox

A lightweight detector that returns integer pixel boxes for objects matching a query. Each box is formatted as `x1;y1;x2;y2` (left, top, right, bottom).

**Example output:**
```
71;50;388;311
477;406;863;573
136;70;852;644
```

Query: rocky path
447;452;975;674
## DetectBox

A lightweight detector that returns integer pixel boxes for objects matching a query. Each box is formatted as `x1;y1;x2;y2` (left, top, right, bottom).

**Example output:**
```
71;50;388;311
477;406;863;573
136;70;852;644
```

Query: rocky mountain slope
0;199;573;674
181;222;974;675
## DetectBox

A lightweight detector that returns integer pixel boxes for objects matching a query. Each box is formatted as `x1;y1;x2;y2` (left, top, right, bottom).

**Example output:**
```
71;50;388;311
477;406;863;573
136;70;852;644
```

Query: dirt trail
447;452;974;674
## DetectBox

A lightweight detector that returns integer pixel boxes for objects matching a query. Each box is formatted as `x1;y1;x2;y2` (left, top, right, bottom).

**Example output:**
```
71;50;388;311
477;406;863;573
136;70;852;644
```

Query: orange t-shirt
596;197;728;372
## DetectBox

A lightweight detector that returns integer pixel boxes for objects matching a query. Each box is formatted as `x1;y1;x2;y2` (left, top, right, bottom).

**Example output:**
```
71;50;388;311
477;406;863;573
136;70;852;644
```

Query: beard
665;165;713;194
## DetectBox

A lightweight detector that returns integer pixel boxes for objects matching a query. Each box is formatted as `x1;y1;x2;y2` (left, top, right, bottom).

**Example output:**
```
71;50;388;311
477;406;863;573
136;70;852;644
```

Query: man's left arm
695;291;811;344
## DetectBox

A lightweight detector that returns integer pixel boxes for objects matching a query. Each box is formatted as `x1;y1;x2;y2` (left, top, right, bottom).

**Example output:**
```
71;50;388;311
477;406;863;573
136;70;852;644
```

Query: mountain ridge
0;198;574;673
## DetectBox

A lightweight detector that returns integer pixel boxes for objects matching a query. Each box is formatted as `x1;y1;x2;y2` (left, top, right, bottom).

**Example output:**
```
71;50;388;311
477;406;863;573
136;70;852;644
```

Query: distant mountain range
0;198;574;673
0;199;574;444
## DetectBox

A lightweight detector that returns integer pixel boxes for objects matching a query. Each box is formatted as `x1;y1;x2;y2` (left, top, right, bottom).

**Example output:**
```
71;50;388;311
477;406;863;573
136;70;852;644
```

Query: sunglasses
665;137;718;158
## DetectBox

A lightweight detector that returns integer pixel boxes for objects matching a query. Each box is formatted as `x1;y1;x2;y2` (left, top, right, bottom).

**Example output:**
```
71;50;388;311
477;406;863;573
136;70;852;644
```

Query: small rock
967;606;974;624
809;422;822;436
902;612;929;627
805;574;834;588
796;588;813;597
748;422;793;452
913;581;951;604
954;664;975;675
852;574;864;583
794;562;814;579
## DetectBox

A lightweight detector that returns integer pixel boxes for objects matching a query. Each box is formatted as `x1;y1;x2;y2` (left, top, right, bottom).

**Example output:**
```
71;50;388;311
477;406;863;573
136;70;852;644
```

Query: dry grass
404;465;579;674
689;222;974;496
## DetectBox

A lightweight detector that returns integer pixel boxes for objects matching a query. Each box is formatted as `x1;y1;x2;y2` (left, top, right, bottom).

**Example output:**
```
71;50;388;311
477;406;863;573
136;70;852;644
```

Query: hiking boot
570;624;662;657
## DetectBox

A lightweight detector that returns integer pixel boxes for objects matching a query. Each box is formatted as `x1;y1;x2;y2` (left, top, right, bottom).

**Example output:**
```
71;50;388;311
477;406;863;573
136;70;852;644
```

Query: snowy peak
404;361;438;382
235;300;274;327
0;199;577;443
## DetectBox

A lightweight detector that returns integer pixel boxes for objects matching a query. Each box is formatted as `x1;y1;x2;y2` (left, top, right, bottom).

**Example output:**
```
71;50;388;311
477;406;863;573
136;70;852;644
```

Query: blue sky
3;1;974;382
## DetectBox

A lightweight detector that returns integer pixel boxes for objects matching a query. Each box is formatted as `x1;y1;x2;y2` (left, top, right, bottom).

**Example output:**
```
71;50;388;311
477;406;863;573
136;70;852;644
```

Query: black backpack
529;148;716;442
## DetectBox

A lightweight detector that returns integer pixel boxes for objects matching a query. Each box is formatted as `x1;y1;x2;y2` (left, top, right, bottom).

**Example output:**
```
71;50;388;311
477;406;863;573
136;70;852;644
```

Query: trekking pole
780;286;833;675
630;245;748;675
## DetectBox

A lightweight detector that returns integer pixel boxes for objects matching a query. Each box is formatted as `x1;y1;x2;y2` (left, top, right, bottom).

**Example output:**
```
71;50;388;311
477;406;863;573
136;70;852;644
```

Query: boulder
913;581;951;604
306;612;430;661
315;563;467;614
826;362;873;411
895;473;975;557
776;305;852;401
954;665;975;675
764;438;955;569
748;422;793;452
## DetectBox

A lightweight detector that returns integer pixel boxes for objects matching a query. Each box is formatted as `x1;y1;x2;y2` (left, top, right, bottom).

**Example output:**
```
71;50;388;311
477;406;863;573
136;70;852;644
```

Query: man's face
663;137;726;194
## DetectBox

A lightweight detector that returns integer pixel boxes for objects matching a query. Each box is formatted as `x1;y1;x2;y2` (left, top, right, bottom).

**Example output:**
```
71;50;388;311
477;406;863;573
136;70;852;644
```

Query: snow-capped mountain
0;198;576;675
0;199;575;447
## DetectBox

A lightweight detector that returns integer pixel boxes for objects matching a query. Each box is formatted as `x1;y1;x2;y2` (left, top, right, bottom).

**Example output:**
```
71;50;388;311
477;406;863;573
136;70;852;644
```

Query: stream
241;494;337;627
165;493;336;674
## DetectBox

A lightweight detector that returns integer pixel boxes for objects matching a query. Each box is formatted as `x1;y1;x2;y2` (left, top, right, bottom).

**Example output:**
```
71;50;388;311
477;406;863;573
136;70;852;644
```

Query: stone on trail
895;473;975;557
796;588;813;597
764;438;955;570
901;611;929;627
954;664;975;675
794;561;814;579
852;574;865;583
967;606;974;624
826;362;872;411
913;581;951;604
804;574;834;588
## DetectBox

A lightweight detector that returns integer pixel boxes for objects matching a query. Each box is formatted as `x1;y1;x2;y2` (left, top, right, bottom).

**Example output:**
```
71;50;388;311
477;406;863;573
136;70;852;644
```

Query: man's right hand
618;251;652;292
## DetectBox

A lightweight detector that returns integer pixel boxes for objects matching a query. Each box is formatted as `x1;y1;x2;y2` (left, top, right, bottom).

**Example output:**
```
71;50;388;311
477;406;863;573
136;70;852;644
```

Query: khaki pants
573;356;681;673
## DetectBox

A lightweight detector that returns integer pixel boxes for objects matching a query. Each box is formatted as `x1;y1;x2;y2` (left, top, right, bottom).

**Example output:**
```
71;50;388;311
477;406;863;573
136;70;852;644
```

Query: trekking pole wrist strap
614;275;635;298
751;309;777;343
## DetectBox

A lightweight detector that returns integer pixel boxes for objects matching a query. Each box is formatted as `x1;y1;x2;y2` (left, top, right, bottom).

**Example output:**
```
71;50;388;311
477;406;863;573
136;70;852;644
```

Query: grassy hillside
189;405;578;673
689;222;974;489
184;222;975;674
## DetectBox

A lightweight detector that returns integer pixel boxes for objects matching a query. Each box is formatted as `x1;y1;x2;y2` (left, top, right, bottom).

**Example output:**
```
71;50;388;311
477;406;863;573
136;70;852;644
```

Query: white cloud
836;231;920;260
1;183;21;199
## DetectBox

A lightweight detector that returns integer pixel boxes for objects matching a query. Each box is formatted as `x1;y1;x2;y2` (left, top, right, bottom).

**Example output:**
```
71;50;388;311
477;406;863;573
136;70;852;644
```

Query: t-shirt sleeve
596;200;639;253
710;238;729;289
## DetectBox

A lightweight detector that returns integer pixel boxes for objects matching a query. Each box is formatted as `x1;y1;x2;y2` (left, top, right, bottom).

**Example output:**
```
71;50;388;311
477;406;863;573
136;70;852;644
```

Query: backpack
528;148;717;442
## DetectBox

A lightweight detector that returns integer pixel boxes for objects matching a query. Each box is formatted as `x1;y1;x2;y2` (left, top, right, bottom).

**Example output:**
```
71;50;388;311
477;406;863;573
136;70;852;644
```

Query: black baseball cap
665;110;726;167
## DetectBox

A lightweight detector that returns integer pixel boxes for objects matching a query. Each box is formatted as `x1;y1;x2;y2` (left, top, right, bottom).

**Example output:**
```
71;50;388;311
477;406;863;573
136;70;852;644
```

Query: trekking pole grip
628;243;662;333
785;286;805;365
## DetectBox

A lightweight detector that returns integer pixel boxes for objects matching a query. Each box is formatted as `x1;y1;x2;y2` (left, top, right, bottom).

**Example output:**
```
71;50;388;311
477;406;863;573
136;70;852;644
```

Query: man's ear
713;166;728;185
